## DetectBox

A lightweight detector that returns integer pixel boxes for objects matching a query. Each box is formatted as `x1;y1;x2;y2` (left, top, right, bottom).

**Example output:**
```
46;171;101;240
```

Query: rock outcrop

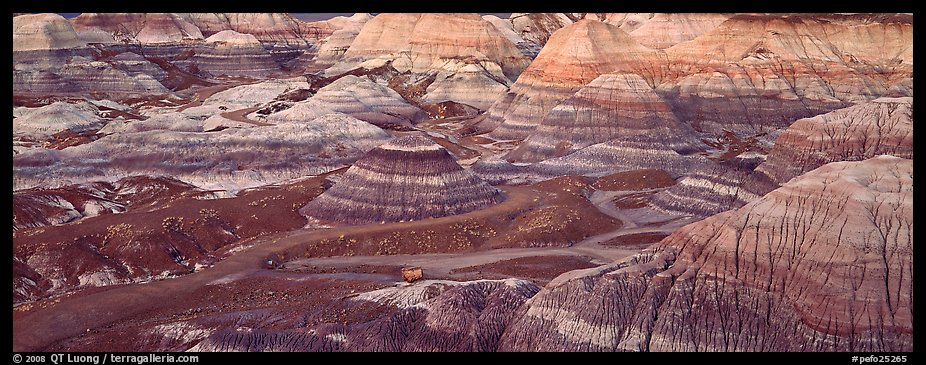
13;50;169;97
188;279;540;351
649;158;760;218
421;63;511;110
480;19;662;140
306;75;426;128
328;13;530;81
500;155;913;351
255;75;424;129
13;13;86;51
314;13;374;67
505;13;728;53
97;112;203;135
473;140;707;186
659;13;912;135
13;14;170;96
506;73;703;163
480;13;911;141
71;13;204;45
181;77;310;119
178;13;319;46
13;112;390;192
12;176;205;232
752;97;913;195
627;13;731;49
189;30;279;77
13;101;104;139
300;134;503;226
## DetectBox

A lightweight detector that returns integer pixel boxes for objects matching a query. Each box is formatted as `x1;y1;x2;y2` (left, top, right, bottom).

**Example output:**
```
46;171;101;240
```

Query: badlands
12;13;912;352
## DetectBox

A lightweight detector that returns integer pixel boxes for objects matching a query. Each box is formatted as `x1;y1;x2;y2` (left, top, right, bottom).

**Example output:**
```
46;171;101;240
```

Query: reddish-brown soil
593;168;676;191
144;56;215;92
702;130;768;160
419;101;481;119
12;172;648;352
13;175;331;303
612;191;658;209
220;106;270;126
493;176;621;247
42;129;104;150
600;232;669;247
427;134;480;160
271;186;541;261
41;274;391;351
96;105;146;120
274;176;621;263
449;255;599;285
175;81;254;112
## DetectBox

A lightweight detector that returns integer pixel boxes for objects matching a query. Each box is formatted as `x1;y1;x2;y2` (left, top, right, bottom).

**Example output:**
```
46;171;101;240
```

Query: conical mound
300;134;504;225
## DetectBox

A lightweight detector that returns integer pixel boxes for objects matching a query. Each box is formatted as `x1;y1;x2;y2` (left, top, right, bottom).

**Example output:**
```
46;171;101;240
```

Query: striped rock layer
13;13;86;51
506;73;702;163
483;14;911;141
188;279;540;351
750;97;913;196
480;19;662;140
178;13;322;46
330;13;530;80
472;140;707;186
308;75;426;128
188;30;279;77
499;156;912;351
314;13;374;67
14;54;168;96
649;158;760;218
652;97;914;219
658;13;912;135
71;13;204;44
13;113;389;192
71;13;320;46
13;101;104;139
301;134;503;225
507;13;730;51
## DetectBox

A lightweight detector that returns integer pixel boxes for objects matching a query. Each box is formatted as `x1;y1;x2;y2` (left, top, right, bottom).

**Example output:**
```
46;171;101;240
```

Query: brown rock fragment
401;267;423;283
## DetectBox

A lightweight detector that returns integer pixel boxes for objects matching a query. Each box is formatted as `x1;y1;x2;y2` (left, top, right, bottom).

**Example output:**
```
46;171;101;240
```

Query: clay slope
186;279;539;351
506;13;729;52
13;176;209;232
499;155;912;351
752;97;912;195
72;13;317;46
13;175;329;303
187;30;279;77
12;24;169;97
330;13;530;80
660;13;912;135
178;13;320;46
628;13;732;49
300;134;503;226
71;13;203;44
13;101;104;139
13;13;86;51
506;73;703;163
649;158;761;218
13;113;390;192
258;75;425;129
480;19;663;140
314;13;374;66
482;13;911;141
